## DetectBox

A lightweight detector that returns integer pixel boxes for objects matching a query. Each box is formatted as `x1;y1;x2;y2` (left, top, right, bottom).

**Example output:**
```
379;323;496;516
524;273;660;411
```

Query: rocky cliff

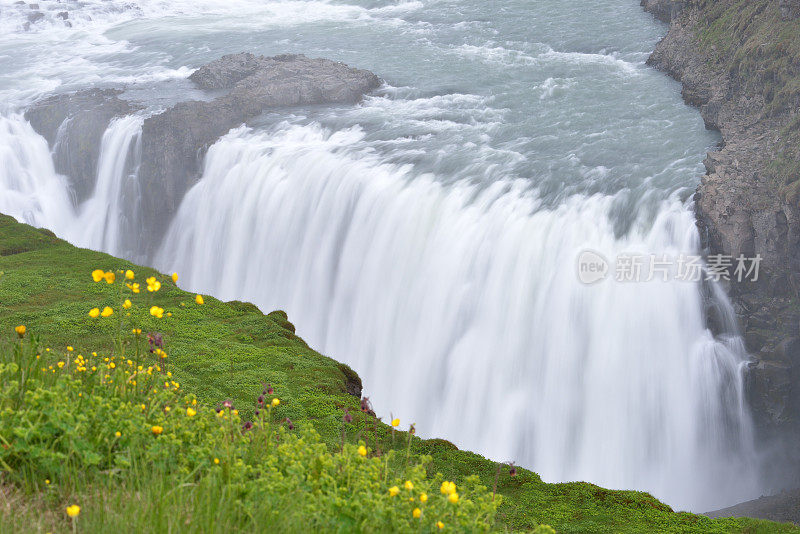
641;0;800;486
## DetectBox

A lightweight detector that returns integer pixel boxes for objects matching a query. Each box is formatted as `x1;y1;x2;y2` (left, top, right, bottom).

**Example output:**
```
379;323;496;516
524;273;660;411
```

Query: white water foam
153;123;760;512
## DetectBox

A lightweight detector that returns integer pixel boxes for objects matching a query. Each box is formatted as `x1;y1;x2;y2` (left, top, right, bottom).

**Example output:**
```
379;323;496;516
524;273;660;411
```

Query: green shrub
0;269;502;533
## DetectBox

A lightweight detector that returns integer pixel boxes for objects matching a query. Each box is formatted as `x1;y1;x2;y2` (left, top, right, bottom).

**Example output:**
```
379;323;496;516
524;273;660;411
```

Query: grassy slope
0;214;795;533
693;0;800;202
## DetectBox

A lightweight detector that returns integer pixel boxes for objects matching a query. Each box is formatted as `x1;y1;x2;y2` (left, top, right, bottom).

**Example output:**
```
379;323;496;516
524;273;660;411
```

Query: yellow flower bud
357;445;367;457
391;418;400;427
412;508;421;519
195;294;204;305
65;505;80;518
171;272;179;283
125;269;135;280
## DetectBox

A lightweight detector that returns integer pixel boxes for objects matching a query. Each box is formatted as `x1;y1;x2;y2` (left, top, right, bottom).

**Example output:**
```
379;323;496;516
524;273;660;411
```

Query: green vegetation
0;213;797;533
694;0;800;202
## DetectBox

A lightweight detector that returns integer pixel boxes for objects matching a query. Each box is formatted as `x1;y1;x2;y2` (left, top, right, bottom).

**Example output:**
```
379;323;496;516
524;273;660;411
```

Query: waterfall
0;114;142;258
0;115;74;229
63;115;144;259
153;123;760;512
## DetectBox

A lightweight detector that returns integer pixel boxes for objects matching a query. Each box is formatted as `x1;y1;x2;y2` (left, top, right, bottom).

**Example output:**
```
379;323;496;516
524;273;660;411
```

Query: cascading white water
0;0;768;513
154;123;759;511
0;115;74;228
0;114;143;257
62;115;144;258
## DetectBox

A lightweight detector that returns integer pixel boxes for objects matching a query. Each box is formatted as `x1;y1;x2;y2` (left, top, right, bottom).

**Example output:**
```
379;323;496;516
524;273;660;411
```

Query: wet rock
24;89;139;203
28;3;39;9
643;0;800;475
26;11;43;23
56;11;68;19
138;53;380;248
640;0;685;24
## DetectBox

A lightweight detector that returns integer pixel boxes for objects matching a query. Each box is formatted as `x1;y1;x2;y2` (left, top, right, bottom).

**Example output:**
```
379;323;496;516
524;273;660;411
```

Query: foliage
0;214;796;532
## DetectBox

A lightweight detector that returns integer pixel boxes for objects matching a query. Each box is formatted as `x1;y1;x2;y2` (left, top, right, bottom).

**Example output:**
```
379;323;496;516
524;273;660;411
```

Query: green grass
0;213;796;533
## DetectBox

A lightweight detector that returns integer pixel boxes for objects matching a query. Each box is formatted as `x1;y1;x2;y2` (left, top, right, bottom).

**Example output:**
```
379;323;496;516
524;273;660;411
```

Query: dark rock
28;3;39;8
641;0;685;24
643;0;800;481
56;11;68;19
138;53;380;249
26;11;43;23
705;488;800;524
337;362;363;397
24;89;139;203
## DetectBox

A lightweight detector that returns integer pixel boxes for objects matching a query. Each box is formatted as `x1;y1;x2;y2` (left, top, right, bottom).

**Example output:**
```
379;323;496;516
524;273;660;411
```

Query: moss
0;213;796;532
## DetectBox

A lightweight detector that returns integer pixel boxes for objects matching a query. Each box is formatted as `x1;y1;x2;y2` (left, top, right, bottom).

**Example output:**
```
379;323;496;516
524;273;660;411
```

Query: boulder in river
137;53;380;249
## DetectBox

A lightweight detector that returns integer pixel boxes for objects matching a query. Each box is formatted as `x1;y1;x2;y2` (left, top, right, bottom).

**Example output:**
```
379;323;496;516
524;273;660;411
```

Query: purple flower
242;421;253;431
285;418;294;430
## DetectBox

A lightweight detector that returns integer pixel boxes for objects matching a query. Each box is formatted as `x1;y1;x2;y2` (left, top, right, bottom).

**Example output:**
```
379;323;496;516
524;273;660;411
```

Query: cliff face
642;0;800;471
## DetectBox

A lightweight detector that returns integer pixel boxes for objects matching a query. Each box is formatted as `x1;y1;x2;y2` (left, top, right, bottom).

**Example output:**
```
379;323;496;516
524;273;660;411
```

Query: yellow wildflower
412;508;421;519
440;481;456;495
67;346;73;352
92;269;105;282
405;481;414;491
45;479;50;485
101;306;113;317
123;299;132;309
437;521;444;530
357;445;367;457
115;431;121;438
146;276;161;292
271;398;280;407
391;418;400;427
187;407;197;417
214;458;220;464
151;425;163;435
57;361;65;369
389;486;400;497
65;505;80;518
448;493;459;504
132;328;141;335
104;271;115;284
171;272;179;283
14;325;26;337
127;282;140;293
125;269;134;280
195;294;204;305
420;493;428;503
150;306;164;319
